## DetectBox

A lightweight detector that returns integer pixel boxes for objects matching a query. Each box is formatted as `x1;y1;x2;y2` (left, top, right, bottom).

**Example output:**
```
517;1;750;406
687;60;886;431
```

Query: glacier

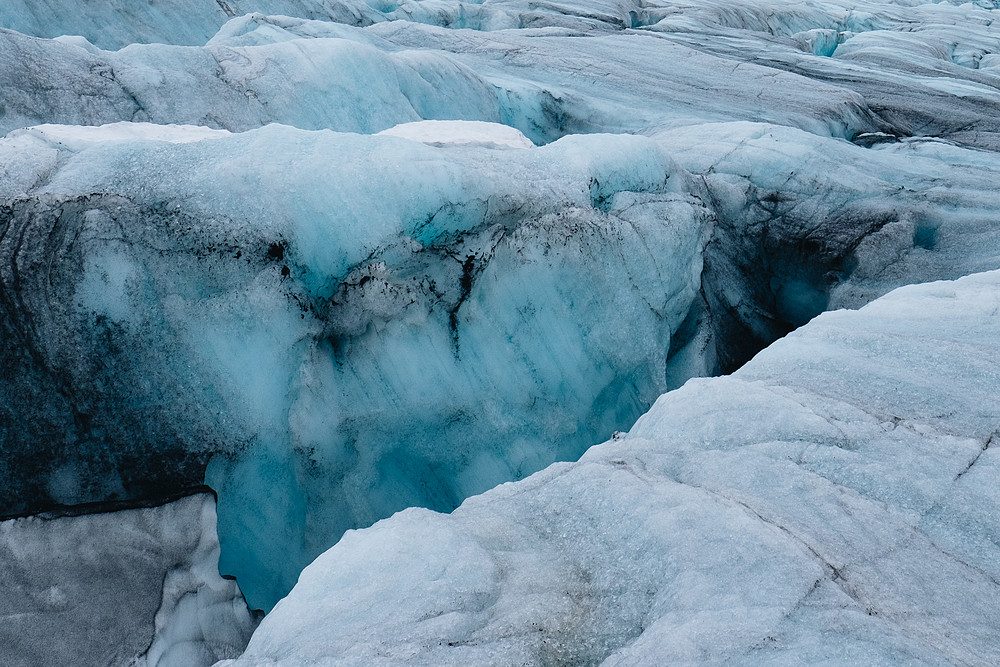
0;121;711;608
1;0;1000;662
221;268;1000;667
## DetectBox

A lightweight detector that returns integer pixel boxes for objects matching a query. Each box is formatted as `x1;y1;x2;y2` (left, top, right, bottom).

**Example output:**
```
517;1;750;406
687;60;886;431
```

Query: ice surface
376;120;535;148
3;0;1000;650
224;269;1000;667
0;124;708;609
0;492;257;667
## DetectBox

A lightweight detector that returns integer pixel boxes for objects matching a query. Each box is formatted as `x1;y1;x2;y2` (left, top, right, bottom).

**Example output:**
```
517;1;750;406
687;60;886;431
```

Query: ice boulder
0;122;710;610
223;268;1000;667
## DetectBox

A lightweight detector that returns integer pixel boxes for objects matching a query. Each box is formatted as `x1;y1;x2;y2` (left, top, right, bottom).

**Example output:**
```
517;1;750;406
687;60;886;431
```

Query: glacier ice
0;492;256;667
3;0;1000;652
376;119;536;148
0;122;710;608
651;121;1000;371
222;268;1000;667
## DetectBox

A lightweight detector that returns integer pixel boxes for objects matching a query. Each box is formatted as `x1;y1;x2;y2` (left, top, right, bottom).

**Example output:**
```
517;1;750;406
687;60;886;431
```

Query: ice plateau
2;0;1000;664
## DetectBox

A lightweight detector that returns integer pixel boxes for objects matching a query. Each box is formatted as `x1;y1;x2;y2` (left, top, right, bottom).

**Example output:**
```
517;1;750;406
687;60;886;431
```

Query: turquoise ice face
0;124;709;609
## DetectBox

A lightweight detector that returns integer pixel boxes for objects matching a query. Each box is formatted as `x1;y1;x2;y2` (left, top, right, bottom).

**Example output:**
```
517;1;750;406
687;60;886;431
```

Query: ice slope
6;0;1000;148
0;121;709;609
221;268;1000;667
0;492;257;667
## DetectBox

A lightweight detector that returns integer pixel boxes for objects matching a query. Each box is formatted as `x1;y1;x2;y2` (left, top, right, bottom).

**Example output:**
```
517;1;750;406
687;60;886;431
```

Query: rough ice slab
650;121;1000;372
0;492;257;667
376;120;535;148
223;268;1000;667
0;123;709;610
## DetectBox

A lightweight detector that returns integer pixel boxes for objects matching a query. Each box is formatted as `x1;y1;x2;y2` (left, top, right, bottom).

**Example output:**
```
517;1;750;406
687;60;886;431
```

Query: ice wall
222;268;1000;667
0;492;257;667
654;122;1000;372
0;121;709;609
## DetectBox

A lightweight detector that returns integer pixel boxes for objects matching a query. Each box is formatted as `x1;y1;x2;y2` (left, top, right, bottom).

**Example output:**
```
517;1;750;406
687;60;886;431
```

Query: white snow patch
2;122;232;152
376;120;535;148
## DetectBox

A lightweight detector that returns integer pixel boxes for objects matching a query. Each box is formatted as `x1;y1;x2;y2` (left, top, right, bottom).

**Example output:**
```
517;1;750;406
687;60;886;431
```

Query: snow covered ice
376;119;536;148
1;0;1000;663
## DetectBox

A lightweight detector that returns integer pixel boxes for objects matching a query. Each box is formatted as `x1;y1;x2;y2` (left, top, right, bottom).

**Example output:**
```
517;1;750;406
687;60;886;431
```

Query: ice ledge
376;120;536;149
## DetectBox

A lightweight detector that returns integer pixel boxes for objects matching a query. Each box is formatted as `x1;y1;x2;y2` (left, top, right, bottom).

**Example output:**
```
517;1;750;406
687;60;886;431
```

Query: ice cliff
2;0;1000;663
0;122;710;610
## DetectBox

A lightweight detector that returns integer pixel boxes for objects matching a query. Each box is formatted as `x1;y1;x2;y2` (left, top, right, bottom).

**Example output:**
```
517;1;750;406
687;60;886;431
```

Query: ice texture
0;492;257;667
223;269;1000;667
0;124;709;609
3;0;1000;639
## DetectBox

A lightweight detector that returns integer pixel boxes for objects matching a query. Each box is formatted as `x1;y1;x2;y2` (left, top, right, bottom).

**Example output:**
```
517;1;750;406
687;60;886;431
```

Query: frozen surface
0;124;708;609
224;269;1000;667
3;0;1000;644
376;120;535;148
0;492;257;667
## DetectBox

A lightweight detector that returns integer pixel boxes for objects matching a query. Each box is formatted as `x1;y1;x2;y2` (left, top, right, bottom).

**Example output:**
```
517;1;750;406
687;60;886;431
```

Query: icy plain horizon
2;0;1000;664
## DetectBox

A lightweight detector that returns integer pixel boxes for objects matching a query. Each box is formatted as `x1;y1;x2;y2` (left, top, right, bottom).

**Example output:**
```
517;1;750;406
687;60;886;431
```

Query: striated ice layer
222;269;1000;667
0;123;709;609
0;492;257;667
